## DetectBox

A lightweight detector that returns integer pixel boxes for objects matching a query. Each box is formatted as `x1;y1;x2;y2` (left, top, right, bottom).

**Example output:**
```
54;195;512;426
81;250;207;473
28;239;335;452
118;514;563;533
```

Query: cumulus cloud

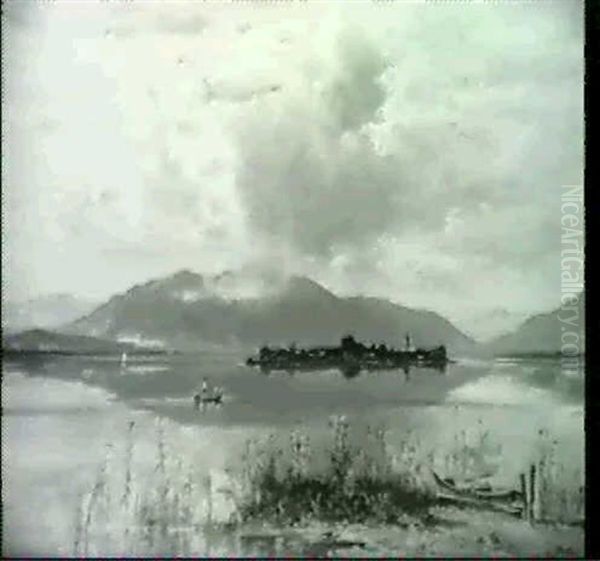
235;115;401;258
1;0;584;337
232;2;582;287
322;27;387;131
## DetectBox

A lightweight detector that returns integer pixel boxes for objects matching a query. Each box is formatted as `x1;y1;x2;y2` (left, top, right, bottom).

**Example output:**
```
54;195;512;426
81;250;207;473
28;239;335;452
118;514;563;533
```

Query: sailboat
120;352;128;368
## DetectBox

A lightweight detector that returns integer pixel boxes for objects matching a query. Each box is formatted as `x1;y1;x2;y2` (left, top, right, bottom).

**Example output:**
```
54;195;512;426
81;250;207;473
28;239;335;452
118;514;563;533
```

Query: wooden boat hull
432;471;523;503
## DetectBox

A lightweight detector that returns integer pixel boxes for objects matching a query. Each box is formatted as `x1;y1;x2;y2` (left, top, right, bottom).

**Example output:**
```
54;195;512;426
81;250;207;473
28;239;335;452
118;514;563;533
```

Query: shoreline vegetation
2;329;172;356
2;348;173;358
2;315;587;361
3;346;586;361
75;416;584;557
246;334;450;376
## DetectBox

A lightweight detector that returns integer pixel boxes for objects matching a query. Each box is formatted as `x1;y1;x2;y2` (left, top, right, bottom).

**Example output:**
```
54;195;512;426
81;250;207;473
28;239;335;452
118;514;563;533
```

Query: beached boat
432;470;523;502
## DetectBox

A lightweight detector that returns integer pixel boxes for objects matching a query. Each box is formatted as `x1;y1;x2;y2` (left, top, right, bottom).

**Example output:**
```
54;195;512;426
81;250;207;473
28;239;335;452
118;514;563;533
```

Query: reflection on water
3;353;583;460
258;361;446;379
2;352;584;555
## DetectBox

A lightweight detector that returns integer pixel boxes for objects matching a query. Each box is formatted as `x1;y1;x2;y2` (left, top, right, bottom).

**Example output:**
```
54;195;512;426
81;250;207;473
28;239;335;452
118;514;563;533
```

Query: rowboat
193;393;223;408
431;471;524;516
432;471;523;502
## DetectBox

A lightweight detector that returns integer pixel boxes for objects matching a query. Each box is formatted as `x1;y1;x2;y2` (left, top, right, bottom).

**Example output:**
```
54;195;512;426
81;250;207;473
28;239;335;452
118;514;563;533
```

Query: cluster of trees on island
246;334;448;375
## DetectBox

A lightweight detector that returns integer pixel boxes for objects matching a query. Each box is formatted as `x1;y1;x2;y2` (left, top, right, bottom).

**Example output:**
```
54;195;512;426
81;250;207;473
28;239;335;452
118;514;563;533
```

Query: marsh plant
75;416;583;555
229;415;437;525
438;420;503;482
534;429;584;523
73;420;219;556
75;443;114;556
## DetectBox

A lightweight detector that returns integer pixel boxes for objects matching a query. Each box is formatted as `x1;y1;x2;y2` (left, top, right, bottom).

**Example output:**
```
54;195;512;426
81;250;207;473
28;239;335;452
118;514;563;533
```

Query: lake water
2;352;584;556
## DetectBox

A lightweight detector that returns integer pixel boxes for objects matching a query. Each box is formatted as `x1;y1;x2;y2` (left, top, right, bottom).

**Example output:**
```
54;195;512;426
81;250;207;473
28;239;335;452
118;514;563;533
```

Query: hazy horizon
2;0;584;341
3;265;565;342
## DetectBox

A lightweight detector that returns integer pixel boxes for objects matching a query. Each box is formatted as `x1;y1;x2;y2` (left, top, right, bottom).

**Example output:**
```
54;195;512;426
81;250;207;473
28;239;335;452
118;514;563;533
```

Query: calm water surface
2;352;584;555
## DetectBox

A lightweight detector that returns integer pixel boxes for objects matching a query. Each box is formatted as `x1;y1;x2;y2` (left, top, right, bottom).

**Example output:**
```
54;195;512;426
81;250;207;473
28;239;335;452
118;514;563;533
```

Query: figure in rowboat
193;378;223;409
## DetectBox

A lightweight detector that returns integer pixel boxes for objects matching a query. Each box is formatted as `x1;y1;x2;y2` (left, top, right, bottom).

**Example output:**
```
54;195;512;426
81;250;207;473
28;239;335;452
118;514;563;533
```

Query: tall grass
75;416;583;555
132;421;203;555
228;415;437;525
77;443;114;556
73;420;217;556
437;419;502;482
534;428;584;523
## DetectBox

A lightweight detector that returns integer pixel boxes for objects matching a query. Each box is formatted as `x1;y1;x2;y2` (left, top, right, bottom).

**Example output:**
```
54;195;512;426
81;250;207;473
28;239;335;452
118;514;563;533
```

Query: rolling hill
64;270;476;354
482;292;585;356
1;329;161;355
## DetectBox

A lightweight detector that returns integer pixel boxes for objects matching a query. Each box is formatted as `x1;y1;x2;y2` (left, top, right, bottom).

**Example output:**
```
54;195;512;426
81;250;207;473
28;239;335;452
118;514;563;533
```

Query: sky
2;0;584;340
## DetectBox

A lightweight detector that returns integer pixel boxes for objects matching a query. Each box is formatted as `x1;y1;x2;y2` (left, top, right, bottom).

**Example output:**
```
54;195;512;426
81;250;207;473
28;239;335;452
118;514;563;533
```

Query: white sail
121;352;128;367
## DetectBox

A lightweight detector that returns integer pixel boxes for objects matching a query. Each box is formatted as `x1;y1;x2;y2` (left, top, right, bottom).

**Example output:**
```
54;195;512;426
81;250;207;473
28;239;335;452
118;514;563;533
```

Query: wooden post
532;462;542;522
520;473;528;520
524;468;533;522
205;474;213;527
529;464;537;523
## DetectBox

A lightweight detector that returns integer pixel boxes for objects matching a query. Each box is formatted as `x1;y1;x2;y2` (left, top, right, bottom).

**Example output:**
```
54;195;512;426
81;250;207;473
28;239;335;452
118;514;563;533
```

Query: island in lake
246;333;449;376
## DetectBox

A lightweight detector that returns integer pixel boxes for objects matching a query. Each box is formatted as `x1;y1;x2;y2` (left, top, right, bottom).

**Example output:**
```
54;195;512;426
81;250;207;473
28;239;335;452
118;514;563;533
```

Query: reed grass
75;416;584;555
229;415;437;525
534;429;584;523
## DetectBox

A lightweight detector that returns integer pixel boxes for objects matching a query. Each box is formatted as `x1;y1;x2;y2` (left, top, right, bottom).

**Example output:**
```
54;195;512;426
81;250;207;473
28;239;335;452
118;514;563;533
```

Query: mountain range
480;292;585;356
2;328;155;355
63;270;476;353
3;269;584;357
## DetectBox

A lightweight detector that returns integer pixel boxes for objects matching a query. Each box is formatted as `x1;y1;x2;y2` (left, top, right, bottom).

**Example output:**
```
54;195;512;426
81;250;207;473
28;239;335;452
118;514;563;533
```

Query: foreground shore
226;510;583;558
3;363;584;558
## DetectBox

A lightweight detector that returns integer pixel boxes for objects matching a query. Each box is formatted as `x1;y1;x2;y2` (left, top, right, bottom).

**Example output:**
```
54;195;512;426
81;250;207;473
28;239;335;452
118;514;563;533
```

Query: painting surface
2;0;584;557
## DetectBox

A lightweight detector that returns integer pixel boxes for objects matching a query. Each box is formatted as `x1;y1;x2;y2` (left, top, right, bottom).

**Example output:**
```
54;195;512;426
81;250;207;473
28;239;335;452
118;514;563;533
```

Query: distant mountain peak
169;268;204;282
283;276;337;300
154;269;205;290
482;292;585;356
65;269;474;353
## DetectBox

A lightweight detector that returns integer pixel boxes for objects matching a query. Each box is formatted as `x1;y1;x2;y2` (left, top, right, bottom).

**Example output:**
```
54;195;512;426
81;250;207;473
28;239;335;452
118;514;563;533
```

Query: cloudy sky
2;0;583;339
